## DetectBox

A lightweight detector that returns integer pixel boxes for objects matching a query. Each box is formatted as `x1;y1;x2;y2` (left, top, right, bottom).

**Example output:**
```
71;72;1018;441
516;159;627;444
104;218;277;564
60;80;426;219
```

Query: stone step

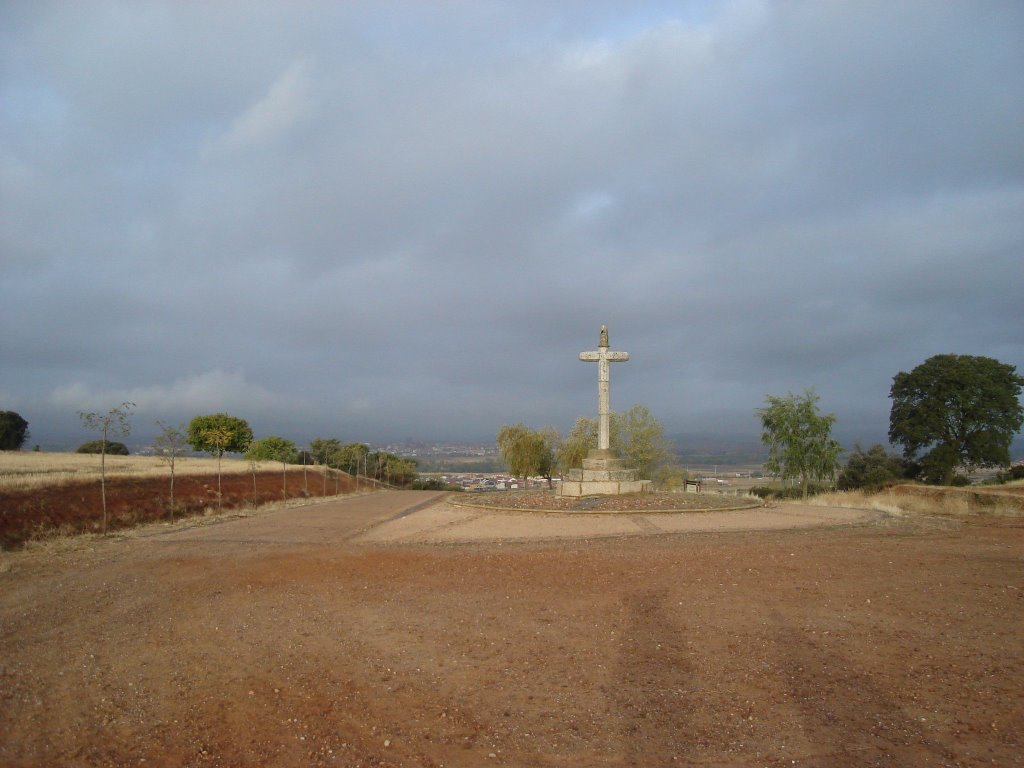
582;457;627;471
558;479;653;498
564;468;641;482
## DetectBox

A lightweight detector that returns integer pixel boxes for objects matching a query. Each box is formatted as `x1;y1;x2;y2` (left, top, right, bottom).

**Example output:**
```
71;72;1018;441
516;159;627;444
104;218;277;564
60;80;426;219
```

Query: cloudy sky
2;1;1022;451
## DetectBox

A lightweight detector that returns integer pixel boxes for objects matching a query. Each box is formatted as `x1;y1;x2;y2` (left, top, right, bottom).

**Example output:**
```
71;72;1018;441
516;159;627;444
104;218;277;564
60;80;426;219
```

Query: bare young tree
202;427;233;512
310;454;327;497
154;421;187;521
78;402;135;535
246;452;260;509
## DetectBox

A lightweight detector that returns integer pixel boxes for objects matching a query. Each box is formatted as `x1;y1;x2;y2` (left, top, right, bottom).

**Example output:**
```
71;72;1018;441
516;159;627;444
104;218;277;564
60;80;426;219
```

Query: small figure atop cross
579;324;630;452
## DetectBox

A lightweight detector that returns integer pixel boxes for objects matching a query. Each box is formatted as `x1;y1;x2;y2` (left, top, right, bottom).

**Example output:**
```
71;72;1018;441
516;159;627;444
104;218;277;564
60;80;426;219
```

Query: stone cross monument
558;325;652;498
579;324;629;454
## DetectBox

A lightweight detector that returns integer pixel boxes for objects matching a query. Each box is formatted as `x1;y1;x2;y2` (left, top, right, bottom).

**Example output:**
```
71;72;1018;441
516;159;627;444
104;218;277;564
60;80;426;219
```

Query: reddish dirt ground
1;492;1022;767
0;470;364;549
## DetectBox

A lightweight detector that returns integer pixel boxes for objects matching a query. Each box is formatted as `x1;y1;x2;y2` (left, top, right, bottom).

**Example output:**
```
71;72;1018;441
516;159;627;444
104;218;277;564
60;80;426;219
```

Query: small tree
154;421;187;520
0;410;30;450
245;436;298;498
557;405;678;485
204;427;233;511
78;402;135;535
298;449;311;495
335;443;370;478
310;437;343;465
616;404;673;481
310;438;343;495
657;464;690;490
558;417;597;473
246;452;260;508
889;354;1024;485
534;428;559;488
757;389;841;501
187;414;253;511
386;455;419;487
497;424;557;488
187;413;253;455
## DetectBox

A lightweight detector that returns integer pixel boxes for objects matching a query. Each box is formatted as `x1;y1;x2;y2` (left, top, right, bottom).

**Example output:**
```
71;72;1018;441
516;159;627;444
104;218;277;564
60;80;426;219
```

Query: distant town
379;441;499;459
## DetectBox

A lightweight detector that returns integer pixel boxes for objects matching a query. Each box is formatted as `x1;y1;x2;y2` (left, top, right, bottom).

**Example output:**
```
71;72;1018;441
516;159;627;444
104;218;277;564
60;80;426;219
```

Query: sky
2;1;1022;451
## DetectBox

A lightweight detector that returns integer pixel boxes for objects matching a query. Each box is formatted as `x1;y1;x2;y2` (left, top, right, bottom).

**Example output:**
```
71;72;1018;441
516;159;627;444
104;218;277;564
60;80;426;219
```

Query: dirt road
1;491;1021;767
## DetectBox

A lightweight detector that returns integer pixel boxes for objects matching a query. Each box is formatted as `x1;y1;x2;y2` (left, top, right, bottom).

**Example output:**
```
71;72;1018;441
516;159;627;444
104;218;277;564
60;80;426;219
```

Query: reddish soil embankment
0;470;365;549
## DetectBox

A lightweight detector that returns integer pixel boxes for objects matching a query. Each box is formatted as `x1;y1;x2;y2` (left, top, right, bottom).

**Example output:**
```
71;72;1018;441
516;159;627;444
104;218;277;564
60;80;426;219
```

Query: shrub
836;443;906;491
77;440;129;455
996;465;1024;483
408;478;461;491
750;484;830;500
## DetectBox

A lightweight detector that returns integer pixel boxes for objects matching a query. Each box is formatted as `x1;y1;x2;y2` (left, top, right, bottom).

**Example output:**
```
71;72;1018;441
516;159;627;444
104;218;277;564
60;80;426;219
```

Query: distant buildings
380;441;499;459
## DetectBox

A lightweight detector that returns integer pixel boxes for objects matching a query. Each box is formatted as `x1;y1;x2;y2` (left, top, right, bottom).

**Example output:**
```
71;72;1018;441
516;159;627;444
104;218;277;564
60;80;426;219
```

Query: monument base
557;450;652;498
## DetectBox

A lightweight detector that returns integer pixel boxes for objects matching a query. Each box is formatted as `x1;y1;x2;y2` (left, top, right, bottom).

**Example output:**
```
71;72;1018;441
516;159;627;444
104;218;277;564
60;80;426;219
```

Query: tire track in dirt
149;490;448;546
614;588;699;764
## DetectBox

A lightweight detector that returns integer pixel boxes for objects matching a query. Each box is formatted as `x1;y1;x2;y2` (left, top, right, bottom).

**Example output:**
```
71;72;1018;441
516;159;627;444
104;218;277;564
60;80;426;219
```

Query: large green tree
0;410;30;450
758;389;841;501
889;354;1024;485
496;424;557;487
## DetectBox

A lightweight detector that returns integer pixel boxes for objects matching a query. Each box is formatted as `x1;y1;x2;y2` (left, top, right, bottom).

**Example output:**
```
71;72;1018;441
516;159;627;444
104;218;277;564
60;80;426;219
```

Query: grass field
807;481;1024;517
0;450;278;490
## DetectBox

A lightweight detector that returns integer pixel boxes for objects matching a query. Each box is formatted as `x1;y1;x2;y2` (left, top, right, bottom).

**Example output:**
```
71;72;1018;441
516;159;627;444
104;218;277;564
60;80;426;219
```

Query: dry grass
0;451;280;490
808;483;1024;517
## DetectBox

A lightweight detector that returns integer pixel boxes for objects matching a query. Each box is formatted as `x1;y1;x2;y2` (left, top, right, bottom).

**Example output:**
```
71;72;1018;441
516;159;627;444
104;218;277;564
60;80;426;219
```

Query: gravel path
356;495;881;545
450;490;759;513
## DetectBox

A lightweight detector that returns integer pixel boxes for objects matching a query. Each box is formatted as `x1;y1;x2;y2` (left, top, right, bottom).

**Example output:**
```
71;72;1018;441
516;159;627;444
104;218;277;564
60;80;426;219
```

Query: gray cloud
2;1;1022;450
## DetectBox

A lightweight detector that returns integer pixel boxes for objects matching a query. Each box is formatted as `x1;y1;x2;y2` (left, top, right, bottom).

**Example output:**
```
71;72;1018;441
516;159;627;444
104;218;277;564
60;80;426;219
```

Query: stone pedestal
558;449;652;498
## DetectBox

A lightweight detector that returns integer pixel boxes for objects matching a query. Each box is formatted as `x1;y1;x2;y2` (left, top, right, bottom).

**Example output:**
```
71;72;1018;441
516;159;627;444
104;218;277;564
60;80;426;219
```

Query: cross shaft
579;325;629;452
